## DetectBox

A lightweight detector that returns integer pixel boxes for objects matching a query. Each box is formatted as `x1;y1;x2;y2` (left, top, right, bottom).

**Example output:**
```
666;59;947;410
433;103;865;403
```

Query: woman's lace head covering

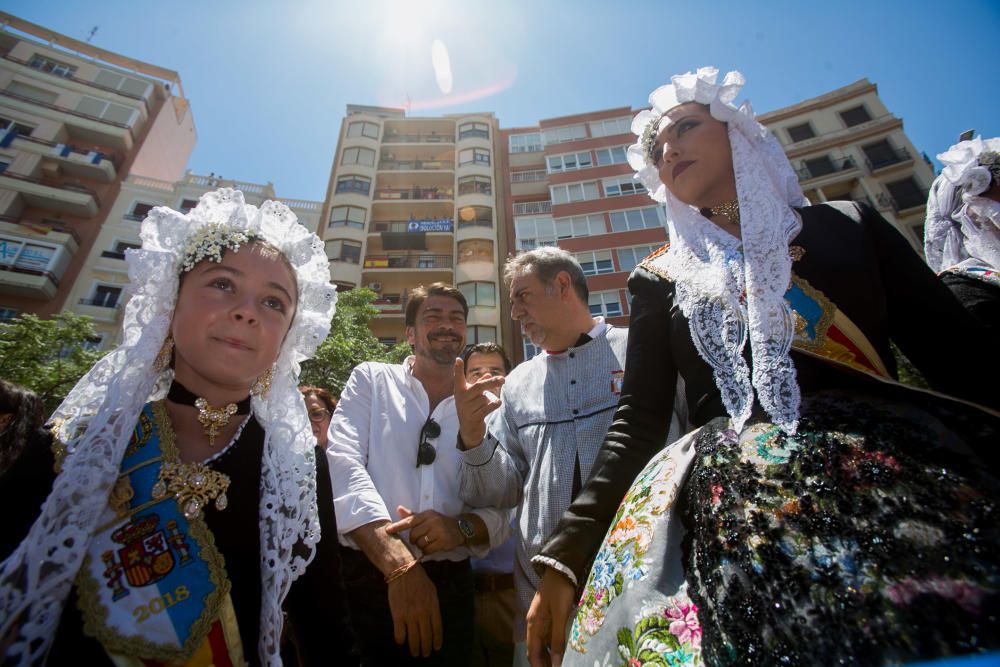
0;189;337;666
924;136;1000;274
630;67;808;433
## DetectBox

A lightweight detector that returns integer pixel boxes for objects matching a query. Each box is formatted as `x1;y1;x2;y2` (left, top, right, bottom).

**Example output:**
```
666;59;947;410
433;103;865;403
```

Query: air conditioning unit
367;282;382;292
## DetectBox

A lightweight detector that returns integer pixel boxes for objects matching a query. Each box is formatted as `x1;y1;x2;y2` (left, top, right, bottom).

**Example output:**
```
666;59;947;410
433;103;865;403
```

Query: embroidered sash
75;402;245;666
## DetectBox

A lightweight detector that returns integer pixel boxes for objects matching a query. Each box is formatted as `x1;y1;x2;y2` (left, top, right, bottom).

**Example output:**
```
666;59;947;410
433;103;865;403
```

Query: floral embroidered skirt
565;391;1000;667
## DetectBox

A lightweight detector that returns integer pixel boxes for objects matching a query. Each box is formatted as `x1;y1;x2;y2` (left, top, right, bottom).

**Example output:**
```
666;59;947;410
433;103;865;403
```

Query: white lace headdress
0;189;337;665
924;136;1000;274
630;67;808;432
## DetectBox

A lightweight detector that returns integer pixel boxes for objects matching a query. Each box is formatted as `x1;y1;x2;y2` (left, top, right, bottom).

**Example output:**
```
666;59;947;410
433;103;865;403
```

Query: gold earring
154;336;174;372
251;366;274;398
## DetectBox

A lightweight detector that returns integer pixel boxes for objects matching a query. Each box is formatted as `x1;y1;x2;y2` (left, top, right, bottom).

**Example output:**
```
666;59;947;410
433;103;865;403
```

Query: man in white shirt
328;283;508;666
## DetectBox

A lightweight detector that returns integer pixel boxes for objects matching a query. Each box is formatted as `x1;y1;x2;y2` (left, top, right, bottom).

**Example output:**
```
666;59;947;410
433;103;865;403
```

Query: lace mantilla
0;189;337;666
925;136;1000;274
636;68;806;432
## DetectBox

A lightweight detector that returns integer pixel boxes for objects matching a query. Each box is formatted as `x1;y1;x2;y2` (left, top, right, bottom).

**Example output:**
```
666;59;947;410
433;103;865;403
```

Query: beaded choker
700;200;741;226
167;381;251;447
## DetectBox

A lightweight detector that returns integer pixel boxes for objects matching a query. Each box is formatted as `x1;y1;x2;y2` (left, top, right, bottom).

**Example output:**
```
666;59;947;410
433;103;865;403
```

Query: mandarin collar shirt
327;357;508;561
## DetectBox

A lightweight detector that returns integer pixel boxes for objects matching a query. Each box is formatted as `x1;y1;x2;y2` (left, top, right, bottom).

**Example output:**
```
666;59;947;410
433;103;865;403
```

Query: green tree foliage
0;312;106;413
299;288;410;395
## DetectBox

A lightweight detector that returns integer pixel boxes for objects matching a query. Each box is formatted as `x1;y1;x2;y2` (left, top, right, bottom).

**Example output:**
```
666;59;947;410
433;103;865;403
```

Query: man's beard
419;332;463;364
522;322;546;346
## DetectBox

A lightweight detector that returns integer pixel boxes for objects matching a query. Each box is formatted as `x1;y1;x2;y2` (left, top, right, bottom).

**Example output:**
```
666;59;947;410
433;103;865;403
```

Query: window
467;326;497;345
81;333;107;352
89;285;123;308
0;117;35;136
509;132;543;153
547;151;592;174
347;121;379;139
543;124;587;145
589;117;631;138
513;201;552;215
378;337;398;347
335;175;371;196
457;239;493;264
555;214;605;239
93;69;152;97
523;339;541;361
885;177;925;211
173;198;197;214
75;96;136;126
576;250;614;276
550;181;599;205
609;206;664;232
458;175;492;196
341;146;376;167
329;205;366;228
459;122;489;140
786;123;816;143
603;176;646;197
515;216;556;250
839;105;872;128
863;140;903;169
102;240;139;260
459;282;497;307
0;307;18;321
5;81;59;104
126;202;155;221
29;54;78;78
803;156;836;178
458;206;493;228
595;145;628;166
617;245;657;273
459;148;491;166
588;290;623;318
325;239;362;263
0;160;8;174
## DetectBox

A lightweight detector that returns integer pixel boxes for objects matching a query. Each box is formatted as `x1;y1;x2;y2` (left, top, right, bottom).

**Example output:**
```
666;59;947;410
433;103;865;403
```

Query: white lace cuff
531;554;578;587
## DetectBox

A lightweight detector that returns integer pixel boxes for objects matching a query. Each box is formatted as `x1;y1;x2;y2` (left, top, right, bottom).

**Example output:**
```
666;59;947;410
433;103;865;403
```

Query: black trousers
340;549;474;667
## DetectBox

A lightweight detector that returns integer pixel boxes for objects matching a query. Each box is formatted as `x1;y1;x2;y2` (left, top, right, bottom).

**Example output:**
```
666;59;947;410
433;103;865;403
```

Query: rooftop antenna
85;26;98;43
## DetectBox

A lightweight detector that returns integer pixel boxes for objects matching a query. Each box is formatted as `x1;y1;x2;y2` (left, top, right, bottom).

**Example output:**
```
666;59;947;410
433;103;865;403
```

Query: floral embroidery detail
180;224;252;273
570;451;680;653
614;588;702;667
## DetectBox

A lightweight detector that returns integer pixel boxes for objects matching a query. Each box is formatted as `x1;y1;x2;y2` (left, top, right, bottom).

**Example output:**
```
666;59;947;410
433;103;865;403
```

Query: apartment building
66;171;322;347
501;79;935;363
319;104;506;348
501;108;670;361
0;12;196;322
759;78;935;249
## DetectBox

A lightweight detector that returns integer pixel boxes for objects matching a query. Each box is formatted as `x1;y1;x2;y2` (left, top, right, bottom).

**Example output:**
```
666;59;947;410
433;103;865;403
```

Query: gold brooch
194;398;238;447
702;200;741;226
788;245;806;262
152;461;230;520
108;476;135;518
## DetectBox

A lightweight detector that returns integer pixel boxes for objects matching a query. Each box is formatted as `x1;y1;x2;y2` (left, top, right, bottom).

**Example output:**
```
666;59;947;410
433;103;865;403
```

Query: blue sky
6;0;1000;201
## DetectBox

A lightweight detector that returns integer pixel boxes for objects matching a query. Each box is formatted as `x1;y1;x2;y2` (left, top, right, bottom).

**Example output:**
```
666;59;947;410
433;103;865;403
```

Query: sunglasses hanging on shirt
417;417;440;467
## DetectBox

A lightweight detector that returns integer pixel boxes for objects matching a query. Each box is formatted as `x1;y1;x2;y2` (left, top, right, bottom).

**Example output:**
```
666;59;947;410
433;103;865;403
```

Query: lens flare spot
431;39;453;94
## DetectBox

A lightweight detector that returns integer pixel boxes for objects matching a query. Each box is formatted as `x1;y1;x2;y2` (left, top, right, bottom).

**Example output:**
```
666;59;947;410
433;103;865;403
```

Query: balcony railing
796;156;856;181
335;180;371;196
457;219;493;229
0;129;121;170
879;189;927;213
0;171;101;205
513;201;552;215
0;90;135;136
458;129;489;140
0;214;82;245
5;54;151;108
378;159;451;171
864;146;912;171
382;132;454;144
374;187;453;201
511;169;548;183
363;254;453;269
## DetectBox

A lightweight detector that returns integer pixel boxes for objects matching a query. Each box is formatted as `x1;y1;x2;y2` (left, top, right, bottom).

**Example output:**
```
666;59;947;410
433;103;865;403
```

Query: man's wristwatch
456;516;475;544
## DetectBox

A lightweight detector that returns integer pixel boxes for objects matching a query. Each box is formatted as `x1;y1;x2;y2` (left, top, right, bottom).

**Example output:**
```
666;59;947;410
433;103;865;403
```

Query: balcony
865;146;913;172
76;297;123;323
373;294;406;316
378;159;451;171
373;186;453;201
382;131;453;145
878;190;927;216
796;156;858;183
0;129;119;181
3;53;151;110
0;89;136;151
0;223;79;299
511;169;547;183
0;171;100;216
363;254;453;270
513;201;552;215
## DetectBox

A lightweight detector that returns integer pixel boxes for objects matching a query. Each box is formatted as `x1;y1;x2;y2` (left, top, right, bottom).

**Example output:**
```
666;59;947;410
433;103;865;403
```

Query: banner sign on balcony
407;219;453;232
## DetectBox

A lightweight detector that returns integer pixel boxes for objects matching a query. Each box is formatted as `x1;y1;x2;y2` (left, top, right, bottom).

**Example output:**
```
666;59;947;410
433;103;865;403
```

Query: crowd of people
0;66;998;666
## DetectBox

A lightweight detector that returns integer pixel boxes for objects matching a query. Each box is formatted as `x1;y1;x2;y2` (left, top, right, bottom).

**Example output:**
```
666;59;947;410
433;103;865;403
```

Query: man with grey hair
454;247;686;662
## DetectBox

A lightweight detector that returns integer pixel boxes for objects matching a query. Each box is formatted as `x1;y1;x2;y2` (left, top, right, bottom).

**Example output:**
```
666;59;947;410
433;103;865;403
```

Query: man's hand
526;567;577;667
387;562;443;657
453;358;504;448
386;506;465;554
